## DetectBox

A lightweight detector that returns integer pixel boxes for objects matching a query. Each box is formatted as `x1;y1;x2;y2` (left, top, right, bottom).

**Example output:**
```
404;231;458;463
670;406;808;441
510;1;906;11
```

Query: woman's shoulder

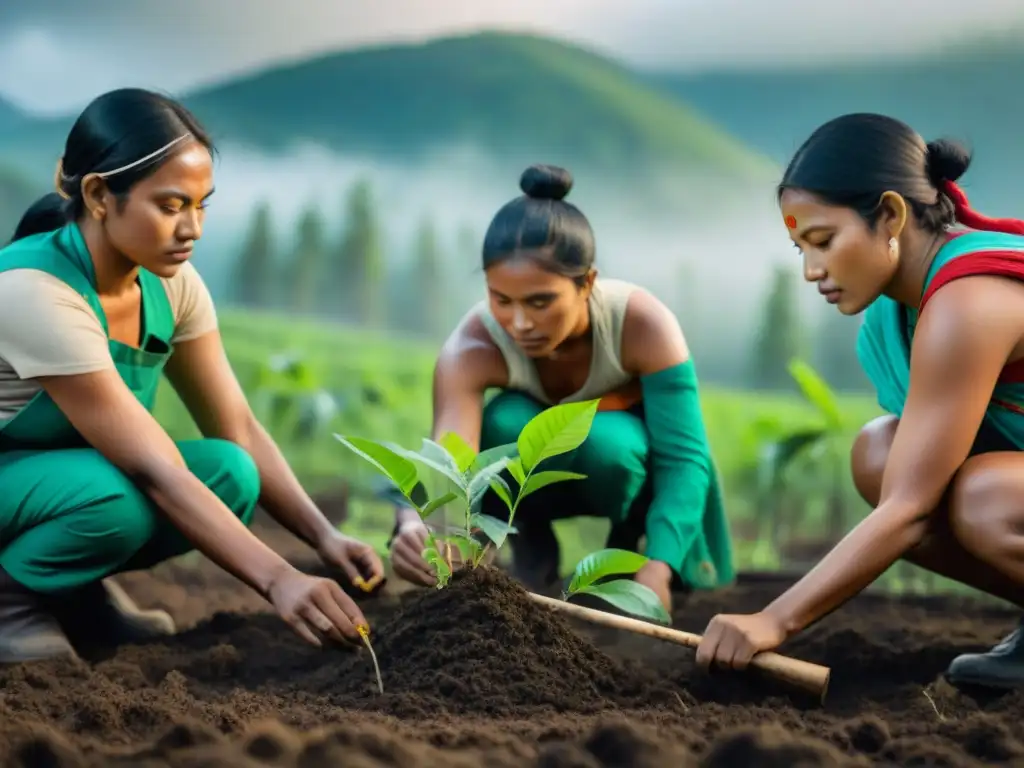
437;304;508;385
0;267;94;314
618;285;689;374
444;305;503;360
159;261;218;342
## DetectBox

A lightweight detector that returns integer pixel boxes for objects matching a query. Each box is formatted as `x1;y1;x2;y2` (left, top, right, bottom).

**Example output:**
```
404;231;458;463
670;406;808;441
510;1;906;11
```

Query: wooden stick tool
529;592;830;704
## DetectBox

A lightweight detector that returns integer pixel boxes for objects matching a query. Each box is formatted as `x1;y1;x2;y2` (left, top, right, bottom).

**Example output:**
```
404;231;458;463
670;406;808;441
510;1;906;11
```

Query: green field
154;308;978;598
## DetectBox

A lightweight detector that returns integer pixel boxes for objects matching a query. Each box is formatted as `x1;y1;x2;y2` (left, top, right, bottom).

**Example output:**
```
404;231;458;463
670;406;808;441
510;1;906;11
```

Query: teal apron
0;223;260;593
0;223;175;450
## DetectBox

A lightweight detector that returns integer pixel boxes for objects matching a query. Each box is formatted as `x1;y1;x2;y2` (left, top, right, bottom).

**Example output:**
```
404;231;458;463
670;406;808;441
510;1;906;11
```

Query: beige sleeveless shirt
475;277;638;405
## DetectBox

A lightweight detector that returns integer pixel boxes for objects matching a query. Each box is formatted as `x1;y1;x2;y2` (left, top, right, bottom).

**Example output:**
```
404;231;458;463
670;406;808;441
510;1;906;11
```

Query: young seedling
356;624;383;694
334;398;600;586
336;399;672;626
563;548;672;624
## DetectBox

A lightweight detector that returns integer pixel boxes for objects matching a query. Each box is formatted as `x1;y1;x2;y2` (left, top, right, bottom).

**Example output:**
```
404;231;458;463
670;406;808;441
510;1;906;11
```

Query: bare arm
163;330;336;549
763;275;1024;636
35;368;295;597
619;288;690;375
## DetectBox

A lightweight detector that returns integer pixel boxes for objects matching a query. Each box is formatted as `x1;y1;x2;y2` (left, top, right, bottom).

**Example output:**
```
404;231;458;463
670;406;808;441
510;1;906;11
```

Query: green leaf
439;432;477;472
419;490;459;520
418;438;461;472
521;470;587;498
576;580;671;624
568;548;650;593
788;358;843;431
517;399;599;472
470;442;519;473
334;435;419;497
470;513;519;549
489;475;513;511
507;457;526;486
467;458;510;509
422;548;451;587
382;439;467;493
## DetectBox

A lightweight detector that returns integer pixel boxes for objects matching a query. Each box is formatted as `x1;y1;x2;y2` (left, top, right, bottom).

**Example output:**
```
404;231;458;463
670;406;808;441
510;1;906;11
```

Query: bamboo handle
529;593;830;704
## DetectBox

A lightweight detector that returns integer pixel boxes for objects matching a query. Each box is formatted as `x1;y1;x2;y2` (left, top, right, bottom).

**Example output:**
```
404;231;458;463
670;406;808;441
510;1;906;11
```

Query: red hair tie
942;180;1024;236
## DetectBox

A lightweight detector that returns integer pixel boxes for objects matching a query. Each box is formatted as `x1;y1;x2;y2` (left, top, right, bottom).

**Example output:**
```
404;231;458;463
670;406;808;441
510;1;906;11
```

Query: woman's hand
695;612;787;670
634;559;673;614
316;531;385;593
389;520;437;587
266;565;368;646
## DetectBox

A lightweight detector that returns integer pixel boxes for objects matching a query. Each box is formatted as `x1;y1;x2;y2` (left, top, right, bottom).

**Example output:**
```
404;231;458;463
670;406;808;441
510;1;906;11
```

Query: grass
153;307;983;599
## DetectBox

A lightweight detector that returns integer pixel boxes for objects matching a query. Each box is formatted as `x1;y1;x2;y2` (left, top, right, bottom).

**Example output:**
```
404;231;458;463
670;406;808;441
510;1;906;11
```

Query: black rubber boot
946;618;1024;689
53;578;175;649
0;566;78;664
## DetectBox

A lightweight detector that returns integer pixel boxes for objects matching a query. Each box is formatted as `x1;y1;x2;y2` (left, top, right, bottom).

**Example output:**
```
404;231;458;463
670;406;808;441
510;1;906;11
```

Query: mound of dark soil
327;565;679;717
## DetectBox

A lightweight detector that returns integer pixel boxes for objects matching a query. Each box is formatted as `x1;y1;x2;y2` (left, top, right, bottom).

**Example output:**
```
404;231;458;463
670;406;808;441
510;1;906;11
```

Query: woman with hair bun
0;87;383;664
387;163;735;613
696;113;1024;689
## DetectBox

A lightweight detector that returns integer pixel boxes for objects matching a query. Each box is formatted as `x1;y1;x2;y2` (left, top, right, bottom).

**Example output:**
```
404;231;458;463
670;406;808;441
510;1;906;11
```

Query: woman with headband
0;88;383;663
695;113;1024;690
387;164;734;614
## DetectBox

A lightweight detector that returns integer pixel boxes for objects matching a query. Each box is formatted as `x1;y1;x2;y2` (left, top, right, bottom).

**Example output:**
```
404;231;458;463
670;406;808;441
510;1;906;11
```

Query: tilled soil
2;509;1024;767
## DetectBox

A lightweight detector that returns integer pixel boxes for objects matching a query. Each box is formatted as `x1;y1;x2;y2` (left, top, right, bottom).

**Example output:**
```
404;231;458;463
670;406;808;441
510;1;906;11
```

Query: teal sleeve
639;360;712;574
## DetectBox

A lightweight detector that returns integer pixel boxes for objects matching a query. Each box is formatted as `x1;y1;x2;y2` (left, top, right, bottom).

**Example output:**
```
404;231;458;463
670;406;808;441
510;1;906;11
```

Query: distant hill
646;38;1024;217
0;33;774;193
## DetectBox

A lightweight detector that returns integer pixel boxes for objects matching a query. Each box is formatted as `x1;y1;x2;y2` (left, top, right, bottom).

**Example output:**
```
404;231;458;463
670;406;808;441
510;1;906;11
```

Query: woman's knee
62;457;159;560
177;438;261;522
850;415;899;506
948;454;1020;559
573;414;648;486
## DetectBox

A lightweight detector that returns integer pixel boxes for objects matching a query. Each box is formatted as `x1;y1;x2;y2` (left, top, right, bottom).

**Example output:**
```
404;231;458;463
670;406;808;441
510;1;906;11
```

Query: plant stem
507;465;536;529
474;541;492;568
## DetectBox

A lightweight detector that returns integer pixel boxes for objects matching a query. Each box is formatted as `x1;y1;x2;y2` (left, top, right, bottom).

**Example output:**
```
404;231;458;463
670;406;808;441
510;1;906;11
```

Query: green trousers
0;438;261;593
480;391;653;582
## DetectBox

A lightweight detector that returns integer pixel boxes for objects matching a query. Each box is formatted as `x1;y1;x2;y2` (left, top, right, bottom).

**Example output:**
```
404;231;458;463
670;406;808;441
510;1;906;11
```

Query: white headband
57;133;192;184
94;134;191;178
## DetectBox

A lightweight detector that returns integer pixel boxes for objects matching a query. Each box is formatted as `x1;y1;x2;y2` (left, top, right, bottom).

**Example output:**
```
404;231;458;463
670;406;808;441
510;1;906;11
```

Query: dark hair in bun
519;164;573;201
481;163;595;281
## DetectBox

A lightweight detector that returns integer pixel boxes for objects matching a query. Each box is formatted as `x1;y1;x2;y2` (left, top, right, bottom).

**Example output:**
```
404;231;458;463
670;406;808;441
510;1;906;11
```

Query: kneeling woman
388;165;734;611
696;113;1024;689
0;88;382;663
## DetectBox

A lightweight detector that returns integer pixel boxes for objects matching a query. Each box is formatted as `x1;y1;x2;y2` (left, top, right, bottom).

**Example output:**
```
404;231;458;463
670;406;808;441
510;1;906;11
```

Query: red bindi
784;215;797;229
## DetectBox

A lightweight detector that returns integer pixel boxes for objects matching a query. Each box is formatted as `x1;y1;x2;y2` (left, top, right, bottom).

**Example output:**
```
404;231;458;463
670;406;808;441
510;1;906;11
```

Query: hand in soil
695;611;787;671
316;530;385;592
633;560;674;614
389;520;438;587
266;567;368;647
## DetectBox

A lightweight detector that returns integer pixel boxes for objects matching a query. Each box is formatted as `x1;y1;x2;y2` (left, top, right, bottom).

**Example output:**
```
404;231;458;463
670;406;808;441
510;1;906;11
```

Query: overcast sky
3;0;1023;115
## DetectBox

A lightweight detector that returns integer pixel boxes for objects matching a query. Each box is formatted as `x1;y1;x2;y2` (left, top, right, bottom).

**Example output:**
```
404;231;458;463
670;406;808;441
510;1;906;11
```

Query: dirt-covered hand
266;566;367;647
633;559;673;614
695;612;787;671
317;530;385;593
389;520;437;587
